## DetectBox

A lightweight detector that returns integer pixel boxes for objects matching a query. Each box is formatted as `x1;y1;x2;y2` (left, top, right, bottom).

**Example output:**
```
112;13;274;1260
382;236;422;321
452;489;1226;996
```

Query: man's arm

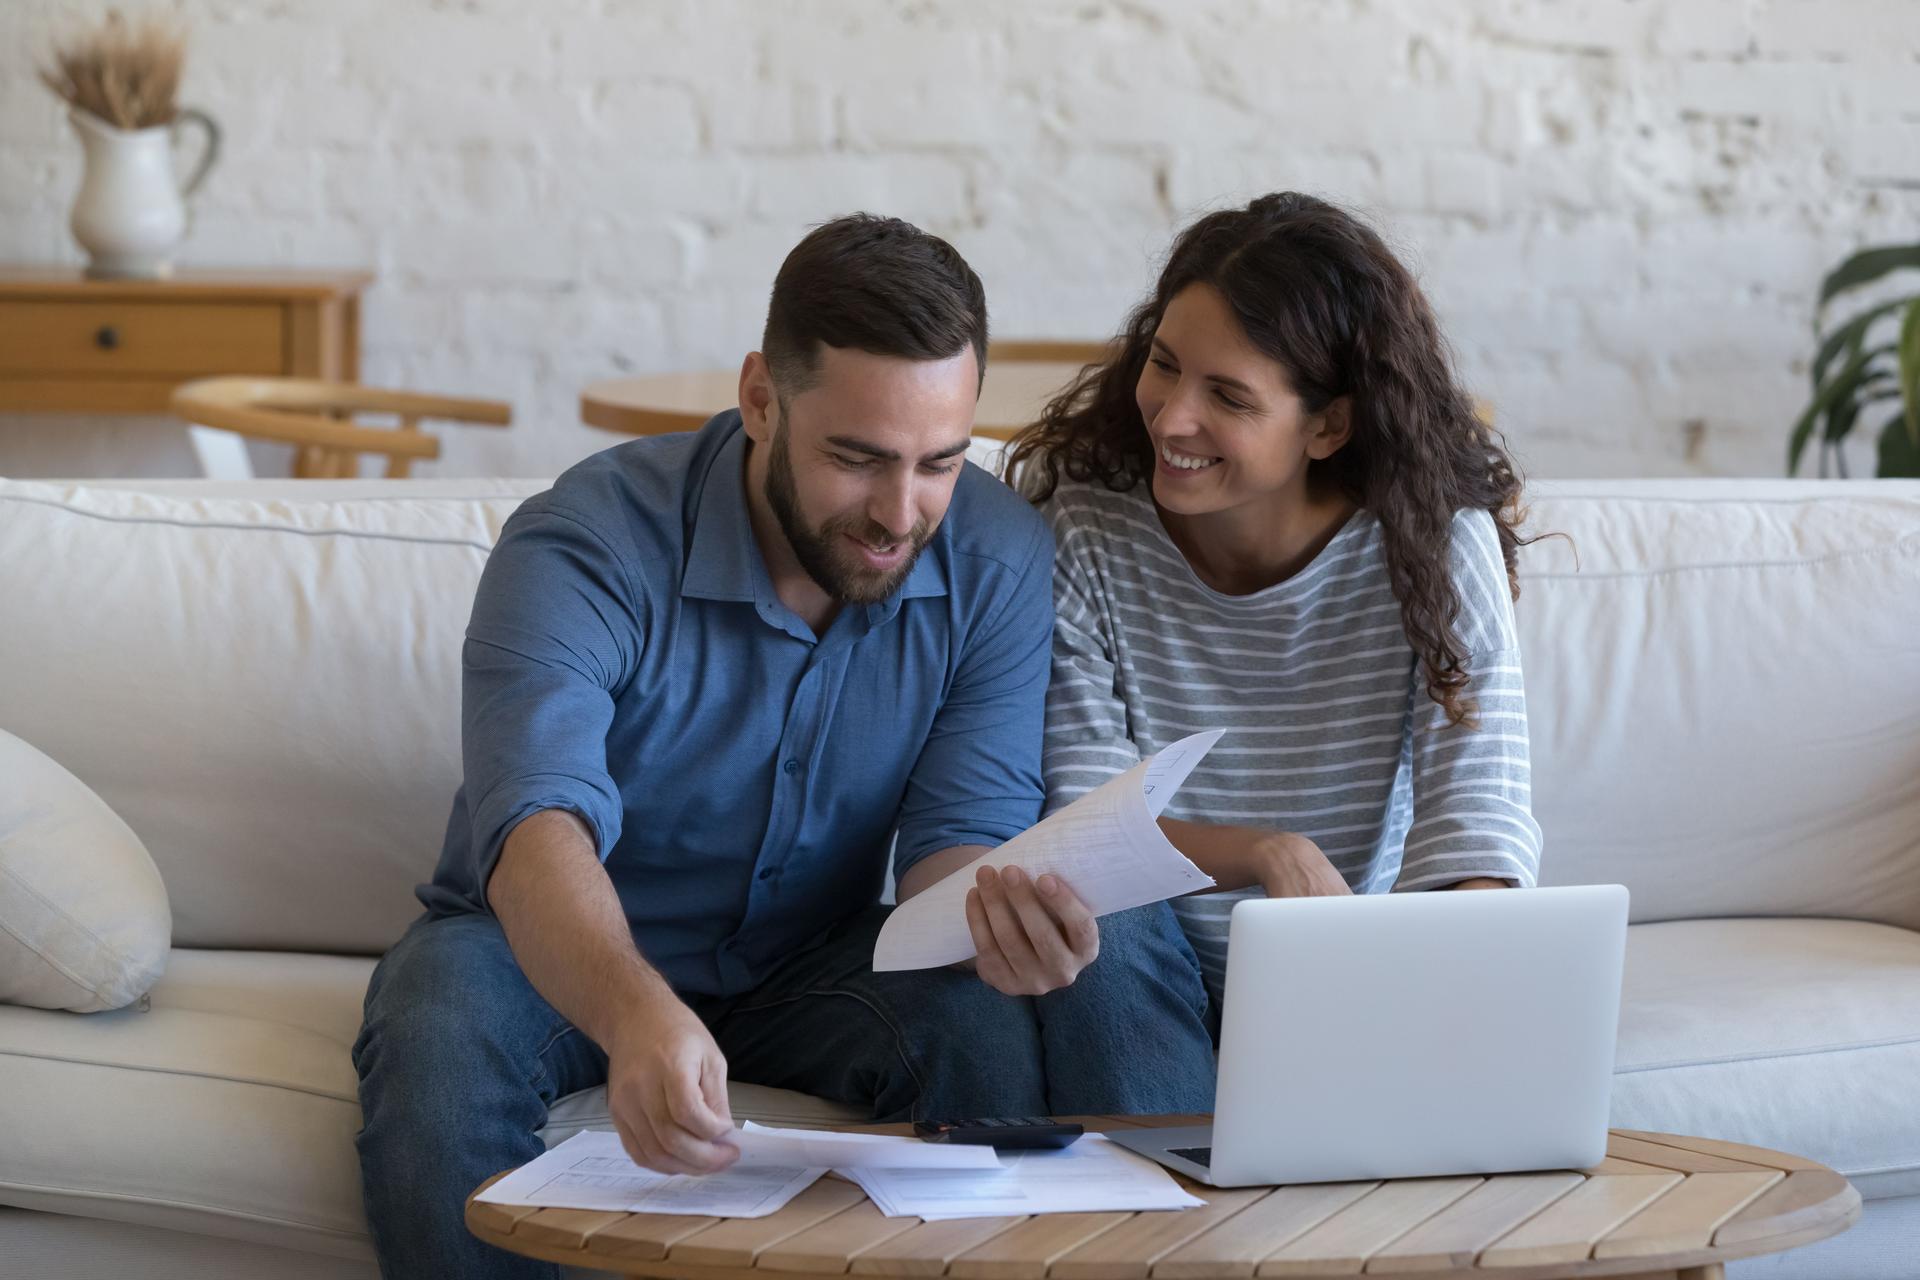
891;512;1102;998
488;810;736;1175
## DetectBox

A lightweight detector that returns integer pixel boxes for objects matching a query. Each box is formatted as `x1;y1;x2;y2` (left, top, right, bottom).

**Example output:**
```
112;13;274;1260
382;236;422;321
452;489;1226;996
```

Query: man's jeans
353;903;1216;1280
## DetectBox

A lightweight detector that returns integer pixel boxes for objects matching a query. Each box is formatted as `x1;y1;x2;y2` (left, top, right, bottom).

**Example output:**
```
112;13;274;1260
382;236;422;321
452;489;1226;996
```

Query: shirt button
783;758;800;775
757;868;775;881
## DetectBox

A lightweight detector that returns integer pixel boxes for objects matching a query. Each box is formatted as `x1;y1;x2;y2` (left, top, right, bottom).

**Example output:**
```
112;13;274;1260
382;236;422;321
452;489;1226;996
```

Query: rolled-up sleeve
892;519;1054;879
455;504;646;910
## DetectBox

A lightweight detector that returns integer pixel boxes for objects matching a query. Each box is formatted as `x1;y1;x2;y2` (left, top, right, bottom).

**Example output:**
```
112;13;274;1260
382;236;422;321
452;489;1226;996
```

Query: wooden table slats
595;1212;729;1260
466;1126;1858;1279
1151;1182;1381;1279
948;1211;1133;1280
1049;1188;1269;1280
1598;1136;1782;1176
1257;1177;1483;1276
760;1201;925;1274
1362;1173;1584;1273
516;1206;635;1250
1475;1174;1684;1268
849;1217;1029;1277
1612;1131;1826;1172
669;1179;868;1266
1592;1173;1783;1258
1711;1170;1858;1248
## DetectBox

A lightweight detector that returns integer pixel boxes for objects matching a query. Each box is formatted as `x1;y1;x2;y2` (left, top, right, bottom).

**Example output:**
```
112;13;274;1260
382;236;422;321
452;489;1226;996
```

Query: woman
1005;192;1543;1014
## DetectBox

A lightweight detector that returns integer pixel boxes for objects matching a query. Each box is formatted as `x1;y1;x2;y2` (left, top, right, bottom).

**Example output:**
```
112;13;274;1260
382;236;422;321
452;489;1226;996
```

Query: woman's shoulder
1037;475;1156;541
1445;508;1507;587
1442;506;1519;647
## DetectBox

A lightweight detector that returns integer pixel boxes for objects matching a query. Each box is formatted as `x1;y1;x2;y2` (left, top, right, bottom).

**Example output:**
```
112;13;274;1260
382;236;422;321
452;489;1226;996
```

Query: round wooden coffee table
466;1117;1858;1279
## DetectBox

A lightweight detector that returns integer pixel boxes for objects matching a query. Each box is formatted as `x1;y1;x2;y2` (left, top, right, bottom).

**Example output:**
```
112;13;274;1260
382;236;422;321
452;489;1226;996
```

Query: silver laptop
1107;884;1629;1186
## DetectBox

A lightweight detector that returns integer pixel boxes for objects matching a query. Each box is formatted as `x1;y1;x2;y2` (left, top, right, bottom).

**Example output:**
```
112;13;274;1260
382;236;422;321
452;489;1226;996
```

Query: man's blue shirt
419;411;1054;998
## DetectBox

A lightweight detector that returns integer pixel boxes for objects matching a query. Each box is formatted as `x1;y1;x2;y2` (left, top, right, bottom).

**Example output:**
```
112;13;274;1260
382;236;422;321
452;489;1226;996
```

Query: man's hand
963;864;1100;996
605;995;739;1176
1255;833;1353;899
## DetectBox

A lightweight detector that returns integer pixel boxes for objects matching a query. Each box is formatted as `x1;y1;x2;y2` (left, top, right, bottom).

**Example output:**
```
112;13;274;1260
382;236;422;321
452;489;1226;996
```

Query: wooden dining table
582;361;1090;443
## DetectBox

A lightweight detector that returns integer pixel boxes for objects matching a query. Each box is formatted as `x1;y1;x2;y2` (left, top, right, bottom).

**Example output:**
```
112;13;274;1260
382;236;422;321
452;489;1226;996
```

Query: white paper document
874;729;1225;970
735;1121;1005;1170
473;1130;826;1218
845;1133;1204;1220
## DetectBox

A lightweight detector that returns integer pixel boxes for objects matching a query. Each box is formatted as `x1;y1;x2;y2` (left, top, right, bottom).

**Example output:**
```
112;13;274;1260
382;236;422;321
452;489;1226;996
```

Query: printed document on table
844;1134;1204;1220
873;729;1224;971
735;1121;1004;1170
473;1130;824;1218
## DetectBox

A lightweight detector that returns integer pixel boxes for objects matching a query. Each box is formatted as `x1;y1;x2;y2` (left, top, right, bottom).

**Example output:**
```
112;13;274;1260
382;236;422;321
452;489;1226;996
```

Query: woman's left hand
964;864;1100;996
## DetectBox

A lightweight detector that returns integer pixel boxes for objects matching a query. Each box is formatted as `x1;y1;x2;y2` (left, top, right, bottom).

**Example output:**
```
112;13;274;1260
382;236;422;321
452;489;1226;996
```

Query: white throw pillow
0;729;170;1011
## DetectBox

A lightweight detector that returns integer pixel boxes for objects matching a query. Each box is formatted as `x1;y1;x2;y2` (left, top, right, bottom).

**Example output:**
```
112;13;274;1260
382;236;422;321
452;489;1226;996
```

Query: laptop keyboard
1169;1146;1213;1167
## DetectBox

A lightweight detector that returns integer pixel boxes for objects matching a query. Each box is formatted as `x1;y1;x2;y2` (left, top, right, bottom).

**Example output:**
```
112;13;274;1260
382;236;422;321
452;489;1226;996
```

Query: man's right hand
1256;833;1354;899
605;996;740;1175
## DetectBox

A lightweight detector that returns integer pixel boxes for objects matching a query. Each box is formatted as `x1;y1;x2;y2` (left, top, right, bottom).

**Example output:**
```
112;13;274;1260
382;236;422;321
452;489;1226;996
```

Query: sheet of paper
737;1121;1004;1169
843;1133;1204;1220
473;1129;826;1217
874;729;1224;971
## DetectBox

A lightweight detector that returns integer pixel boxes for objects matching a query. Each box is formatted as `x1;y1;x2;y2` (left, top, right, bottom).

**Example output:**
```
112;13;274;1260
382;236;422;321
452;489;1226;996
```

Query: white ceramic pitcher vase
68;107;221;280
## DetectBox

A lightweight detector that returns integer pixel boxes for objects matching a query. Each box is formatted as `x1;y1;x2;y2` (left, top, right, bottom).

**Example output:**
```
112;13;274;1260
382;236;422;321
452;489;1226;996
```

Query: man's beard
766;422;933;605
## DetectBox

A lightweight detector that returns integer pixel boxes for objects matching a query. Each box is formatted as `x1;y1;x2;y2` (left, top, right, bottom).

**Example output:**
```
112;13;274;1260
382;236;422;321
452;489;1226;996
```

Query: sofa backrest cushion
0;479;542;952
3;475;1917;953
1518;480;1920;931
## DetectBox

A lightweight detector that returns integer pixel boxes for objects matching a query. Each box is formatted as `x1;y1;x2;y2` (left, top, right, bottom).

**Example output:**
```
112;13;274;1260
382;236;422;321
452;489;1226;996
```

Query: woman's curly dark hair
1006;192;1531;727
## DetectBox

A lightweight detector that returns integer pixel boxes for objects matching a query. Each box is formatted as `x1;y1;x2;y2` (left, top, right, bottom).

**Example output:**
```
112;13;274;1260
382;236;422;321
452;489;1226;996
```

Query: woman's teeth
1161;443;1220;471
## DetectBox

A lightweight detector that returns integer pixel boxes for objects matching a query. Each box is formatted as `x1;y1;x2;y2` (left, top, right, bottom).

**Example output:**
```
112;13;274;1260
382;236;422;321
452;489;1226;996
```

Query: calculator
912;1117;1084;1149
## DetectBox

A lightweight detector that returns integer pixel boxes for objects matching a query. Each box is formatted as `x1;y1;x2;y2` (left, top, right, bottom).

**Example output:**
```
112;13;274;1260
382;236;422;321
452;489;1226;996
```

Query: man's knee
355;914;560;1101
856;968;1048;1118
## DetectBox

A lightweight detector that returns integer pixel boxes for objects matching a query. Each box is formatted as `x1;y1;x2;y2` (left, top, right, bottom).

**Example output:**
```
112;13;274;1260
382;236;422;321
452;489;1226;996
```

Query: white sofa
1;472;1916;1280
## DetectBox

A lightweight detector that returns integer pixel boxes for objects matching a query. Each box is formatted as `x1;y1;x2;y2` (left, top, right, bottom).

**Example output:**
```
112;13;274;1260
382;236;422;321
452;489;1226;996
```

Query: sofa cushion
0;460;1007;957
0;729;171;1012
0;946;861;1257
1520;480;1920;931
1613;916;1920;1200
0;479;545;954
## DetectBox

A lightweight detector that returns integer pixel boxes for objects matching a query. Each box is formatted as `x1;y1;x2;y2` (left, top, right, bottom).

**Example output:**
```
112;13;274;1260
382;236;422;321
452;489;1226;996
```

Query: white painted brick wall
2;0;1917;481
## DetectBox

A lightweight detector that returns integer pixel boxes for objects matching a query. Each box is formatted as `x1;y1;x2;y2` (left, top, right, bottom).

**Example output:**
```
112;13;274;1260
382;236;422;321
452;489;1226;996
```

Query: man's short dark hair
762;213;989;398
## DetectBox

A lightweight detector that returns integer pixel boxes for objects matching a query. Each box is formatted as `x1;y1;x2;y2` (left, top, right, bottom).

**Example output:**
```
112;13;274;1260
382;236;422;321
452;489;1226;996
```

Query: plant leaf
1819;245;1920;316
1812;296;1912;389
1878;412;1920;477
1900;299;1920;449
1788;341;1893;474
1824;395;1860;446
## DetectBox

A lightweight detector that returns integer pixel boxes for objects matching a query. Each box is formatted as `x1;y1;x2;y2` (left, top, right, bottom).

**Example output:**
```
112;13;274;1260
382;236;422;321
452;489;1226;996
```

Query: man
353;214;1215;1279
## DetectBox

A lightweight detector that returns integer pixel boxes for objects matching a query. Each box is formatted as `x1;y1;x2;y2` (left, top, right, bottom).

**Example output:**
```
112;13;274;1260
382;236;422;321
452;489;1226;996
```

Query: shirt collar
680;416;951;618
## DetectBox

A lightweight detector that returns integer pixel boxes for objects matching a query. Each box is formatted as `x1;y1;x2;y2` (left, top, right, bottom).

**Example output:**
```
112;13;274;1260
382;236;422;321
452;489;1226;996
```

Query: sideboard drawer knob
94;325;119;351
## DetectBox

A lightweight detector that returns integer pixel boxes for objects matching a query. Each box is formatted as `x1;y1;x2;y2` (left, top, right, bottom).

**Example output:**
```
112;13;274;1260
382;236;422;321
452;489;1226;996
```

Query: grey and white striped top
1040;478;1543;1008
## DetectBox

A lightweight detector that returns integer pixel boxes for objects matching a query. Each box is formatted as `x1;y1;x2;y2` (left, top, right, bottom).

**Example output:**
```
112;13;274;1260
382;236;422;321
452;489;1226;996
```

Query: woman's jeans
353;902;1215;1280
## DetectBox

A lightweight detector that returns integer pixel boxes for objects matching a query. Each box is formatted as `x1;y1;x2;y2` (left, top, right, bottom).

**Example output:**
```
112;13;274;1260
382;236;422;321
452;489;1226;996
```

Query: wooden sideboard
0;269;372;415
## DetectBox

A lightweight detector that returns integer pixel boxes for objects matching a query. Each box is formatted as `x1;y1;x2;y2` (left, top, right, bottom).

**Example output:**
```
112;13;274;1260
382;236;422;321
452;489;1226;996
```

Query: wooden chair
170;377;512;479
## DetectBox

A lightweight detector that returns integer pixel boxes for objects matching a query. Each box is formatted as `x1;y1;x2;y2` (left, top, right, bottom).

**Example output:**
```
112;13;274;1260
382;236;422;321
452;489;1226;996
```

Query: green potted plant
1788;244;1920;478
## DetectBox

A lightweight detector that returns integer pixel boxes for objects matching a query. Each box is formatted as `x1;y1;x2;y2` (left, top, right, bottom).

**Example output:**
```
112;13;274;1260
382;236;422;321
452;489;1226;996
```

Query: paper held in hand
873;729;1225;971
